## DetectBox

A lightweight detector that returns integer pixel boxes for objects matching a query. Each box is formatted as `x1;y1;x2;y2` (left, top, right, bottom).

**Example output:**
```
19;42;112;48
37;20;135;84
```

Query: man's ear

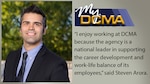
43;27;47;35
19;28;22;37
19;27;21;33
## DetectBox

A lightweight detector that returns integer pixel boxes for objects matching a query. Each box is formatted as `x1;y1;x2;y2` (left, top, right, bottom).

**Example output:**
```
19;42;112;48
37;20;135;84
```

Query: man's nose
29;23;35;30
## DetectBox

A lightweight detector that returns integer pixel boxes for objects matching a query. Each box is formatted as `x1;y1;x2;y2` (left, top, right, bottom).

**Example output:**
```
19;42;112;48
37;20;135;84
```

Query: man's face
20;13;46;45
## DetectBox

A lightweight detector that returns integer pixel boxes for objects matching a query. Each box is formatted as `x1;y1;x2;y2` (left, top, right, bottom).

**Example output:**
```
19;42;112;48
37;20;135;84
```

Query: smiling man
3;5;70;82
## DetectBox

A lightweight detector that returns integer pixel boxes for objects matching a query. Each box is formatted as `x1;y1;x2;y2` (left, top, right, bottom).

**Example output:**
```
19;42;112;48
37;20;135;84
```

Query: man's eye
35;22;42;26
22;22;29;25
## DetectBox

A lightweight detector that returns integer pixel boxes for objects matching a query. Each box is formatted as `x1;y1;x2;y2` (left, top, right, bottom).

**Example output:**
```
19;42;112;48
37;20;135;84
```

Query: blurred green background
2;1;72;60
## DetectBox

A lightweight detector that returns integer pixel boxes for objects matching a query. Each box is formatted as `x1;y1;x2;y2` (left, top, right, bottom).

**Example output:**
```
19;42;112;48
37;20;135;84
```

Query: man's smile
26;31;36;36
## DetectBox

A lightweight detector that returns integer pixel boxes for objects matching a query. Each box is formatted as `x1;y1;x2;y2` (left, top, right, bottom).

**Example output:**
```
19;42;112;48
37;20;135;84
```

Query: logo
75;3;134;26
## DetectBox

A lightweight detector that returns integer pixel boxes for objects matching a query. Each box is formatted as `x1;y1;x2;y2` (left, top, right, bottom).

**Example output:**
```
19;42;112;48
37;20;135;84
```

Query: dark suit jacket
3;44;70;82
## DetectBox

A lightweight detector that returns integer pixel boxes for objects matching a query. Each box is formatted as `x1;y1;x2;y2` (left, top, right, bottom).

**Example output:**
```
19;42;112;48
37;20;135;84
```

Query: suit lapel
26;45;47;81
12;49;22;80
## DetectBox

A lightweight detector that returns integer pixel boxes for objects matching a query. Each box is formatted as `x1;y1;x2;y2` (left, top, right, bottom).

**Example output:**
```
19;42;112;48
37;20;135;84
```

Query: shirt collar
21;42;43;58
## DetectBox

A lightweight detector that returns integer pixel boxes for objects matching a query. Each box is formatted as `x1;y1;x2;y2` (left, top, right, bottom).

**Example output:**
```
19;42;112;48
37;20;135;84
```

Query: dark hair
20;5;46;28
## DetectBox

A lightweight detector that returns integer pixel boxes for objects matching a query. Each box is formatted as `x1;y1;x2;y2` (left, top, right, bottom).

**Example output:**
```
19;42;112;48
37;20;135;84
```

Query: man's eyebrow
22;21;42;23
21;21;29;24
34;21;42;23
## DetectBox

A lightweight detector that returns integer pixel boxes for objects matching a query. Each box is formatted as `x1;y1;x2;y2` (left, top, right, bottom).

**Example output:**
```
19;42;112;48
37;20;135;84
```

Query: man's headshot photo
2;1;72;82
